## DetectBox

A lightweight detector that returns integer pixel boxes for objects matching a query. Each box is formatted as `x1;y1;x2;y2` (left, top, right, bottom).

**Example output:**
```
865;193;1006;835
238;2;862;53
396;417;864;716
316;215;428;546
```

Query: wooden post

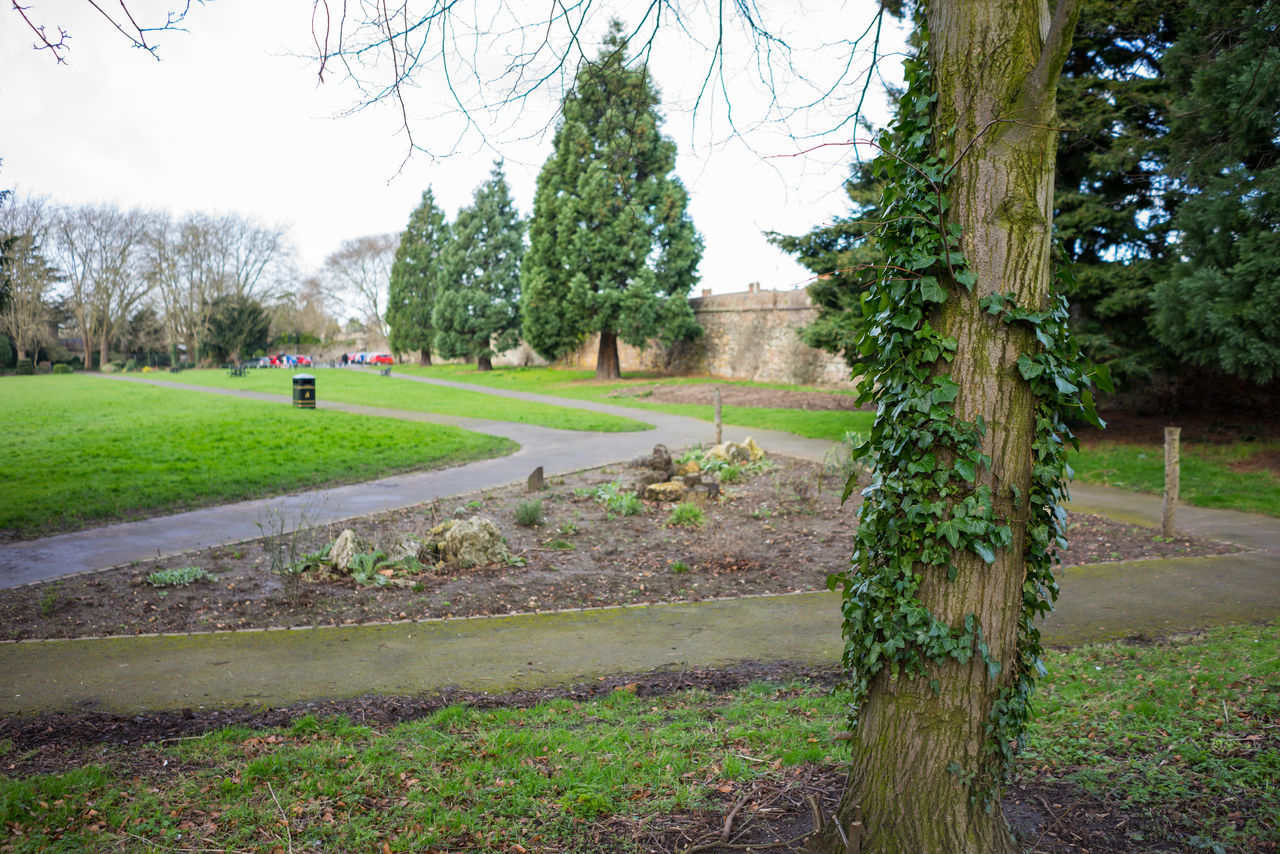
714;387;723;444
1162;426;1181;538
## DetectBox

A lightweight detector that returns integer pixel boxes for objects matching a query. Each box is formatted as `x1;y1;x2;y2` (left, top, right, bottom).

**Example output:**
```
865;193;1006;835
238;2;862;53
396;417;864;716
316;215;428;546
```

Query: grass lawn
1071;440;1280;518
398;364;872;441
159;368;650;433
0;375;515;538
0;623;1273;852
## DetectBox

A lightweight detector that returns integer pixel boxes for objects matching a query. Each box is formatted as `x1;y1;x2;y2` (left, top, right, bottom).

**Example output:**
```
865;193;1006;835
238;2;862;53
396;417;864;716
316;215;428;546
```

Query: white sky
1;1;907;298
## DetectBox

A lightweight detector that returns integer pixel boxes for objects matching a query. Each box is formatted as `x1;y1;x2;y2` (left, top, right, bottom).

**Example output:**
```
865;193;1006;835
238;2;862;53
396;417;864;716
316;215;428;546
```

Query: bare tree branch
12;0;204;63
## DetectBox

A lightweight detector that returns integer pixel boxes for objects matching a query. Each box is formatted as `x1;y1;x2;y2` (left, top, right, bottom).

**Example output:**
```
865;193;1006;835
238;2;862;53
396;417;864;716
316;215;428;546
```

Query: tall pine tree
432;162;526;371
387;188;451;365
1151;1;1280;385
521;20;702;379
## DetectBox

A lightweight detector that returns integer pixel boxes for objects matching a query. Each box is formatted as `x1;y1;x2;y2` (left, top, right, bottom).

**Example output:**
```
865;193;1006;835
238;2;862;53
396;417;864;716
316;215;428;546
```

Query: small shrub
593;482;643;516
124;358;138;372
514;499;544;527
147;566;215;588
349;551;391;587
544;539;575;550
38;583;61;617
611;492;644;516
669;560;691;574
718;463;744;484
51;363;72;374
14;362;34;376
667;503;706;528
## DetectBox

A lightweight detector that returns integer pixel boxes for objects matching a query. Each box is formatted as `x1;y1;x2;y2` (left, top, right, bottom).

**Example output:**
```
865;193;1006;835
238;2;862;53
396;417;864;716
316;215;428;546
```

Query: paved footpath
0;373;1276;715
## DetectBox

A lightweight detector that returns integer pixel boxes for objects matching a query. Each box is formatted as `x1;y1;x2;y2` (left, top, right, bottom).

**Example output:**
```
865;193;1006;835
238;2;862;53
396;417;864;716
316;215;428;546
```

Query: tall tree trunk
826;2;1080;852
99;334;110;371
477;353;493;371
595;330;621;380
418;348;432;366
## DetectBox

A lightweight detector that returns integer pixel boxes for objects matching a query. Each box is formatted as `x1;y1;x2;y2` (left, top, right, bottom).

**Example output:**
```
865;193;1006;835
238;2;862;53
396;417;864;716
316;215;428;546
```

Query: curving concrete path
0;372;1277;715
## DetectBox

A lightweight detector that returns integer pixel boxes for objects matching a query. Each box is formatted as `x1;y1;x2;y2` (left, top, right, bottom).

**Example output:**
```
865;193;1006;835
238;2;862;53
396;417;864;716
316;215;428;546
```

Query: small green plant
544;539;575;550
514;499;544;527
669;560;691;573
146;566;216;588
666;502;706;528
557;521;578;536
38;583;60;617
718;463;744;484
349;551;391;587
592;481;644;516
51;363;72;374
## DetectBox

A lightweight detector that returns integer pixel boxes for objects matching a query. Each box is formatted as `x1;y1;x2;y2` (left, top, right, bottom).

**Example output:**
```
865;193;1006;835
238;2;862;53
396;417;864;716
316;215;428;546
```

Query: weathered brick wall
557;285;853;387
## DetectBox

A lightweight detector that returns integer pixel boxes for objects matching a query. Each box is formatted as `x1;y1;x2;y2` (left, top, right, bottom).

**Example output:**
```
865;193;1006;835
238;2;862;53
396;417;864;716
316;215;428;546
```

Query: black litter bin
292;373;316;409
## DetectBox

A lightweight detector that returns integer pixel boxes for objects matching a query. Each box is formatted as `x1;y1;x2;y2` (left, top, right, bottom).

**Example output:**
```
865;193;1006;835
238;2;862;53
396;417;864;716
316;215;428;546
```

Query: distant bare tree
323;235;399;343
270;276;337;349
0;194;59;365
52;204;153;370
148;212;291;364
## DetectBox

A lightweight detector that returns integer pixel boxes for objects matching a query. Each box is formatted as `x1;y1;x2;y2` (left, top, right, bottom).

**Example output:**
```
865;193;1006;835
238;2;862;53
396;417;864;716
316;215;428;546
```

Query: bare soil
1;450;1241;642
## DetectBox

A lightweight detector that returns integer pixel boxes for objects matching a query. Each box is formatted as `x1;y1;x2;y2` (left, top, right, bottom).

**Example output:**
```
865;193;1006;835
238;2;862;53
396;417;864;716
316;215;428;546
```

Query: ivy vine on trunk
820;4;1109;852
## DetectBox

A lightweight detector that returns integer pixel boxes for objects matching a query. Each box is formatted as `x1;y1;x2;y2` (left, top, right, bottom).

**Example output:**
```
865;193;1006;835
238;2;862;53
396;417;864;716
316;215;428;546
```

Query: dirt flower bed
0;450;1241;642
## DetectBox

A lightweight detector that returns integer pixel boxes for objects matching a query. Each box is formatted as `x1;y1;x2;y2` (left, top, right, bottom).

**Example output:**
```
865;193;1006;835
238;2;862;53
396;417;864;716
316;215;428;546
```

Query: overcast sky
2;1;906;298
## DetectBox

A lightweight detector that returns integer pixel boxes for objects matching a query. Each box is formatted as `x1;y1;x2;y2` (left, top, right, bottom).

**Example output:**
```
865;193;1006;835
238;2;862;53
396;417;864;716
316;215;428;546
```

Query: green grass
1;623;1274;853
1023;623;1279;851
0;375;515;537
161;367;650;432
1072;440;1280;517
398;364;873;440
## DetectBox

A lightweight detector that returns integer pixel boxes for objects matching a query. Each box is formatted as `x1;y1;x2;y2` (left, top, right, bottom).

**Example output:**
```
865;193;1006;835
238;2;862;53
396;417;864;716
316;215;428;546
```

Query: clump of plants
589;481;644;516
666;502;706;528
146;566;217;588
669;560;691;574
514;499;544;527
676;446;773;481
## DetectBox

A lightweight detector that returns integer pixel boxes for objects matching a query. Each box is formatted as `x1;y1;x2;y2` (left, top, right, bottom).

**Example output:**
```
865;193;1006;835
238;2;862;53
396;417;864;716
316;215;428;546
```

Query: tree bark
477;353;493;371
826;2;1080;852
418;348;432;366
595;330;621;380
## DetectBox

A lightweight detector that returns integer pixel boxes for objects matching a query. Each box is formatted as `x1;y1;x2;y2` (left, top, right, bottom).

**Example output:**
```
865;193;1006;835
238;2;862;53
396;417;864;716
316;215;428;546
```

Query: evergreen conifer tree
432;162;526;371
387;188;451;365
521;20;702;379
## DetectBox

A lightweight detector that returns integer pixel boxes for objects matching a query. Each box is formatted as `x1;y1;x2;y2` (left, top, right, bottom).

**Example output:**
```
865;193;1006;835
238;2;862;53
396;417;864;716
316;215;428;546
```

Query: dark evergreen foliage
521;20;703;378
432;162;525;371
388;188;451;365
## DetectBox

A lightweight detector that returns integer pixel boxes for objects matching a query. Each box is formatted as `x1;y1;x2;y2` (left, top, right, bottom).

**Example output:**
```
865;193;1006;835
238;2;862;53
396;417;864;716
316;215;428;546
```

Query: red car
370;354;394;365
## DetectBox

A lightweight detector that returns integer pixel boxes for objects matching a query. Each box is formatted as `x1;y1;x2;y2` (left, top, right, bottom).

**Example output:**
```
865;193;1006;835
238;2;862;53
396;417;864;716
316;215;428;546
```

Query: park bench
228;365;246;378
168;365;183;373
379;366;392;376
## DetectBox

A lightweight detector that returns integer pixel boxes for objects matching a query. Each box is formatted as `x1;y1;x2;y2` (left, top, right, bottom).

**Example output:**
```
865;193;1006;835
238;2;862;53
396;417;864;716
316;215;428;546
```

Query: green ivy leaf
1017;355;1044;380
920;278;947;304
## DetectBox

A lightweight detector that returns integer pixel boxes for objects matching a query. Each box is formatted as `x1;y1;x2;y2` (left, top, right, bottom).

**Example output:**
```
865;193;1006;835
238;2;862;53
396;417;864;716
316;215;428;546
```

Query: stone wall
559;285;853;387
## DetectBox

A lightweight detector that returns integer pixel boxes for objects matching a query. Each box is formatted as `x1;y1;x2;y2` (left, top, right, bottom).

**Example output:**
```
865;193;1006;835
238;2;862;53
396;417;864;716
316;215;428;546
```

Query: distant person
341;353;349;366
